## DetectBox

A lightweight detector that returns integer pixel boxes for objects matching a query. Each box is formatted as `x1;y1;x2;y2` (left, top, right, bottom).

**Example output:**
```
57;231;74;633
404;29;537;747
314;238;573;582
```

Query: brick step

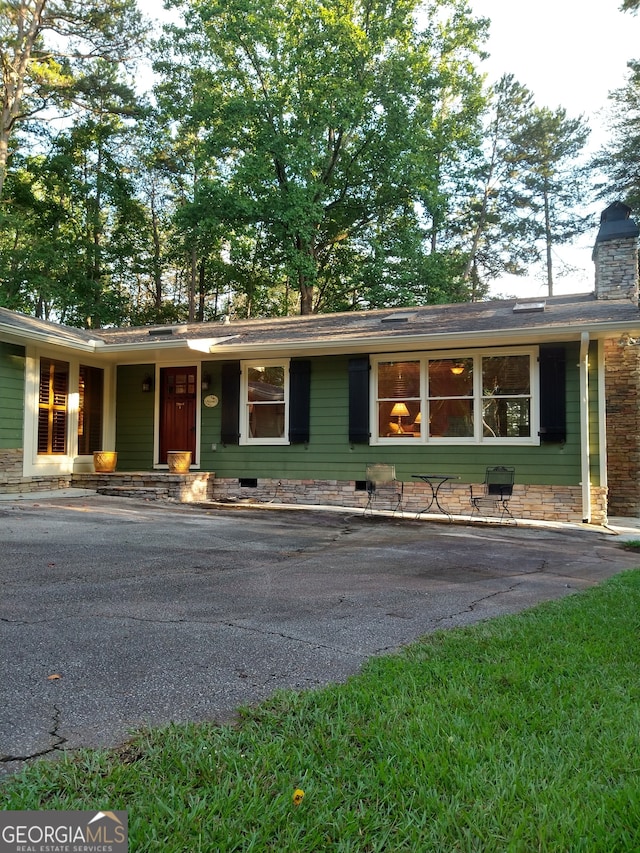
97;485;169;500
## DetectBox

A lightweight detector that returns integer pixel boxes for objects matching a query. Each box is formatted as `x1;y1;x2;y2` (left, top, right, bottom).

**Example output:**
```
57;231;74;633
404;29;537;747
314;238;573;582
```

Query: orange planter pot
93;451;118;473
167;451;192;473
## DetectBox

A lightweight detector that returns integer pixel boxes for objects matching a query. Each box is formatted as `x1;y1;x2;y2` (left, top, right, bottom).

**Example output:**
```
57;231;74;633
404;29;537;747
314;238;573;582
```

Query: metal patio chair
364;463;404;516
470;466;516;524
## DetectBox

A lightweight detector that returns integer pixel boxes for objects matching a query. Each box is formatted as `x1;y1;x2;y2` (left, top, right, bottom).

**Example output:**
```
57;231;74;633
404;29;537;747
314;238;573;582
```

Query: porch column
580;332;591;523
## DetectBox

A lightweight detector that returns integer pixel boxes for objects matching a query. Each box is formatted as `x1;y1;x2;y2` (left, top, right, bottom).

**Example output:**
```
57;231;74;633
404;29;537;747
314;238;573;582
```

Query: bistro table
412;474;460;521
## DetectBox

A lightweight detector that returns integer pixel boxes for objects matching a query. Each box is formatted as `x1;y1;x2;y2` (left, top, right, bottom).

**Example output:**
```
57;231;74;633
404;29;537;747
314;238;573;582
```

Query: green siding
0;342;25;448
198;349;585;487
117;344;592;487
115;365;155;470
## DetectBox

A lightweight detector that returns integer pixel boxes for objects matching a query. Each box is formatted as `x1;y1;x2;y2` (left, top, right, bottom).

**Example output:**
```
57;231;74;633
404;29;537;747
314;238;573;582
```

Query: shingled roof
2;292;640;357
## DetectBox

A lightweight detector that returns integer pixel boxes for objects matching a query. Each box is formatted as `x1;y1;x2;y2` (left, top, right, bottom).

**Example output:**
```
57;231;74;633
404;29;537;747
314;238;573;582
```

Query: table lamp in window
390;401;410;433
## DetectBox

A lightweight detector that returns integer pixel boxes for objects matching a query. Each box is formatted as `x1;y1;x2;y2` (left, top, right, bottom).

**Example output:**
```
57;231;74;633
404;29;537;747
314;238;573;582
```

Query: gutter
580;332;591;523
5;315;640;360
0;323;97;354
89;322;630;360
184;319;639;358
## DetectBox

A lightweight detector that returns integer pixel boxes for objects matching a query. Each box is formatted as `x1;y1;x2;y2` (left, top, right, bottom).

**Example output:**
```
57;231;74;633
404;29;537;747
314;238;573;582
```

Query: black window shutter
289;360;311;444
348;356;370;443
539;345;566;443
220;361;241;445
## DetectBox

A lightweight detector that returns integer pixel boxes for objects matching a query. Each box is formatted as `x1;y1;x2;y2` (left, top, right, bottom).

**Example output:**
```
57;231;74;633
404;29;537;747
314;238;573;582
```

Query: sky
138;0;640;298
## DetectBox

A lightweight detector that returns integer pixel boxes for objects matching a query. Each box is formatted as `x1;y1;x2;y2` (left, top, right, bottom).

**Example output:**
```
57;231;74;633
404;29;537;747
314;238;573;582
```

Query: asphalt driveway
1;494;638;776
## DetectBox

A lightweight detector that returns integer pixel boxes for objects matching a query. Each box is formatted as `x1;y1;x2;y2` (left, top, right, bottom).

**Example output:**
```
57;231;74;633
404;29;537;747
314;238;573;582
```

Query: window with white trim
38;358;69;454
372;348;538;444
481;354;531;438
240;359;290;444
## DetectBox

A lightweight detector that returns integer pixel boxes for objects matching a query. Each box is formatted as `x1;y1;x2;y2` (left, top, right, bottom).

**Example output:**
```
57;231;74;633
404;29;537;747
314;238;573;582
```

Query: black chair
364;463;404;516
470;466;515;523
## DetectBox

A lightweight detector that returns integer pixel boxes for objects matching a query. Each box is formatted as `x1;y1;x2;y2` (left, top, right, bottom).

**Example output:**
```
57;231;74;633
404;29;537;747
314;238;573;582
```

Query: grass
620;539;640;552
3;571;640;852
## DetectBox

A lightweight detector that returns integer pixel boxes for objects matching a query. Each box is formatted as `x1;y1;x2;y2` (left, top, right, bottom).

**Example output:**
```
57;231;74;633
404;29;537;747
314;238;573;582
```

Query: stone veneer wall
604;338;640;516
0;449;72;494
210;477;607;525
0;457;606;523
72;472;214;503
594;236;639;301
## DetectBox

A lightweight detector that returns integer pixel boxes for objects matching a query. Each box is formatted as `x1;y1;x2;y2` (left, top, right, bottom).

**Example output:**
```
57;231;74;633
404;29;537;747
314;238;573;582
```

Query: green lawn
3;571;640;852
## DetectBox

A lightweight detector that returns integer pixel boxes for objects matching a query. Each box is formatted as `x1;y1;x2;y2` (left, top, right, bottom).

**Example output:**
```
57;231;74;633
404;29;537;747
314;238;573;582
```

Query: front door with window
159;367;197;464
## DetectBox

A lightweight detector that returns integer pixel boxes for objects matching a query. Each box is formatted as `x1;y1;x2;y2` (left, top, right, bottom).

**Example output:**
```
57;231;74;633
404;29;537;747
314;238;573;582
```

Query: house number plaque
203;394;219;408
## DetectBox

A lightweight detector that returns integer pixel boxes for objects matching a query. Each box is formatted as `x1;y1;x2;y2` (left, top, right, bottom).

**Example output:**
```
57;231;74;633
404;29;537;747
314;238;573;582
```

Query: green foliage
594;60;640;214
0;60;151;326
0;1;600;322
3;570;640;851
155;0;489;313
0;0;149;198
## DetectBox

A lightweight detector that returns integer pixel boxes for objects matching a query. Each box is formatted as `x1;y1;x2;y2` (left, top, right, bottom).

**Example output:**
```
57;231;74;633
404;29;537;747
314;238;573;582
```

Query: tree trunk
296;236;316;315
150;193;163;309
543;180;553;296
188;245;197;322
0;135;9;201
197;257;206;322
0;0;48;200
463;140;498;283
299;279;314;315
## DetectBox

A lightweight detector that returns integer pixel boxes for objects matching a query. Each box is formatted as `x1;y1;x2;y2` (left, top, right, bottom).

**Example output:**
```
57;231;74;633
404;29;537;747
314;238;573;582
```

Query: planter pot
93;451;118;473
167;450;192;473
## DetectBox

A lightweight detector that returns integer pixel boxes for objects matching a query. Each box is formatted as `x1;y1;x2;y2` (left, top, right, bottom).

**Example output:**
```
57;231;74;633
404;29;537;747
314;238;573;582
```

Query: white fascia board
99;335;242;354
188;335;241;352
17;318;634;360
197;321;640;359
0;323;97;353
97;339;190;354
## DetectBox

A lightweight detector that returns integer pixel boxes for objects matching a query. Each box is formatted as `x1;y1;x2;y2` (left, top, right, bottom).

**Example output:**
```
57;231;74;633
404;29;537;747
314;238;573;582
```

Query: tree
156;0;488;315
0;59;151;326
594;60;640;213
0;0;148;199
125;116;192;325
456;74;540;293
506;106;591;295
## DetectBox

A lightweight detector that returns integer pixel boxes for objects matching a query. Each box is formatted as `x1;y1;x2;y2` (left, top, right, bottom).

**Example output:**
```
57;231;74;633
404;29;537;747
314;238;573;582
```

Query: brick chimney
600;201;640;518
593;201;639;301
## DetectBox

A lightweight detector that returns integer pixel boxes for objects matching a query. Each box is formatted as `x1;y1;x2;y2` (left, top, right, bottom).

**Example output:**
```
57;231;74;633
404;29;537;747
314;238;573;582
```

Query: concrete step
96;485;169;500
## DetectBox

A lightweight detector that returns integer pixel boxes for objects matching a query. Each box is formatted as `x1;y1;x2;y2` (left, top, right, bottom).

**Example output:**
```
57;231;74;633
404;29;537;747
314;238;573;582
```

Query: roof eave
0;322;99;353
9;316;639;359
97;339;192;354
188;320;640;358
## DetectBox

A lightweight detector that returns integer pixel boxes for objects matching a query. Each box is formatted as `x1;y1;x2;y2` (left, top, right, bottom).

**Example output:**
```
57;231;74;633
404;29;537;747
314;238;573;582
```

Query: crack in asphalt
1;705;68;765
432;581;526;627
216;619;365;656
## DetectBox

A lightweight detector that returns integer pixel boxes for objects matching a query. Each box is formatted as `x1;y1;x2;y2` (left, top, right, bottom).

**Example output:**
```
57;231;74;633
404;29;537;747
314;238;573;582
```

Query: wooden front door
159;366;197;464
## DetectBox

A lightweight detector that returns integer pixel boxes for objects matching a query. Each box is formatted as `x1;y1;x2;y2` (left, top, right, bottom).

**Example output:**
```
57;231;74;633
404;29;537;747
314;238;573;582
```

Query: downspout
597;340;608;524
579;332;591;523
